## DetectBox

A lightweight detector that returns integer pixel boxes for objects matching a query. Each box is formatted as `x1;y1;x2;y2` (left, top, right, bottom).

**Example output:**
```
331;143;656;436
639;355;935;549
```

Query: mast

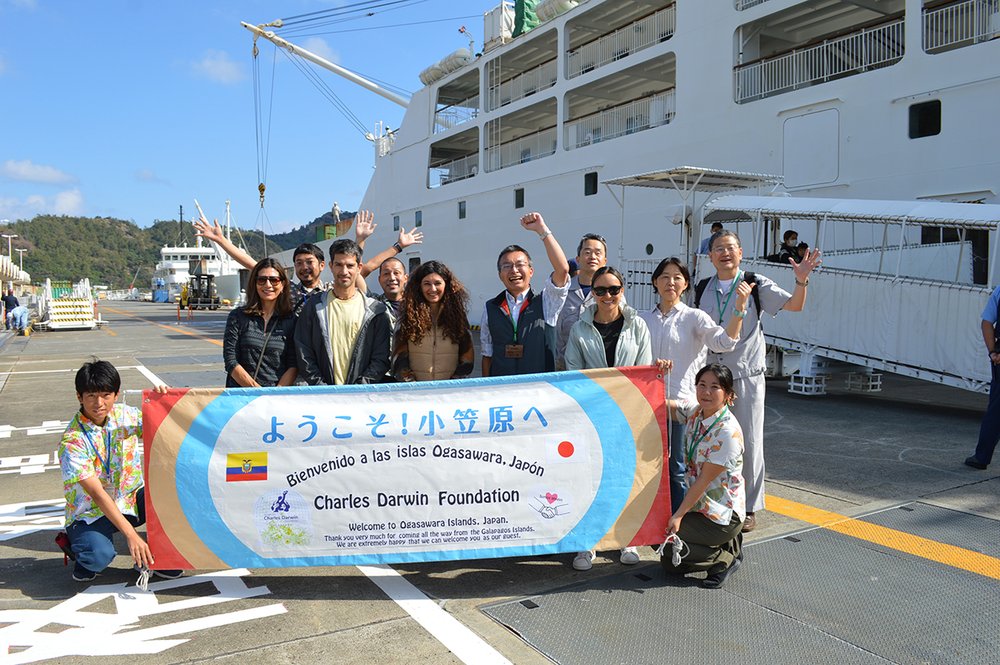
241;21;410;110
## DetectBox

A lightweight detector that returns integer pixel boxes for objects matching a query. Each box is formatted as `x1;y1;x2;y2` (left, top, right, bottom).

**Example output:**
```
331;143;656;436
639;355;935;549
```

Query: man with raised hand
294;238;391;385
695;230;821;532
555;232;609;370
480;213;571;377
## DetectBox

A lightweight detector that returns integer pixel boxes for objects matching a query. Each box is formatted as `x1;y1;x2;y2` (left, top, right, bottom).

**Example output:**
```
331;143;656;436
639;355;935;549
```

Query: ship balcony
485;28;558;113
564;90;675;151
484;98;558;172
485;126;557;172
428;127;479;188
736;0;772;8
434;69;480;134
735;6;905;103
924;0;1000;54
566;3;676;79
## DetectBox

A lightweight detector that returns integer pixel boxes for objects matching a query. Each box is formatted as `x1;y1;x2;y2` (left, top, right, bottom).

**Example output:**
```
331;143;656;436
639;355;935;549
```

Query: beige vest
409;323;459;381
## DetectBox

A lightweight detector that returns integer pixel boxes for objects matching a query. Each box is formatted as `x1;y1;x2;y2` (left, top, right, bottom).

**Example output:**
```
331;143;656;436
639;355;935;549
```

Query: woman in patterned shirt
224;258;298;387
663;363;747;588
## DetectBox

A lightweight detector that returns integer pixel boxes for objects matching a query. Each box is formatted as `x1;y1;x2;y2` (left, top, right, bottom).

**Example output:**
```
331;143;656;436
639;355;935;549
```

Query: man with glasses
480;213;571;377
696;230;821;532
555;233;609;370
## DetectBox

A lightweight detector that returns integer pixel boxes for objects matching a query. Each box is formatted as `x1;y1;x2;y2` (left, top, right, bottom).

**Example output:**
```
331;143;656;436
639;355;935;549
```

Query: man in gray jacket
295;239;391;385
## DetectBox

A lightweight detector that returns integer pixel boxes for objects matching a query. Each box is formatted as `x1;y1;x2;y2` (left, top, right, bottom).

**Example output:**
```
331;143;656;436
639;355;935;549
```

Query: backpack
694;272;762;321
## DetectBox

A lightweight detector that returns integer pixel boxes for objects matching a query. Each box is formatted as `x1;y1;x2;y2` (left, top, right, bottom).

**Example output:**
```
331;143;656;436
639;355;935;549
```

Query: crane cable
251;34;278;209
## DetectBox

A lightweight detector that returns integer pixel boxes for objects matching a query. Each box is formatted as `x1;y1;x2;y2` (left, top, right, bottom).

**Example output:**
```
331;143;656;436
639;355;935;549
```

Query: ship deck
1;301;997;664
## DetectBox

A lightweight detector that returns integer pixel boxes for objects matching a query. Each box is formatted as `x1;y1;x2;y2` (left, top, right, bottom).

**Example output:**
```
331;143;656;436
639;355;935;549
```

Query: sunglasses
256;276;283;285
592;285;623;297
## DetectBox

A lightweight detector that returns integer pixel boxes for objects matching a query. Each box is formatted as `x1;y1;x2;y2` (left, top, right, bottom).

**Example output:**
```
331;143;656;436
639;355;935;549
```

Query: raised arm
194;215;257;271
521;212;569;287
724;281;754;339
361;223;424;277
784;248;822;312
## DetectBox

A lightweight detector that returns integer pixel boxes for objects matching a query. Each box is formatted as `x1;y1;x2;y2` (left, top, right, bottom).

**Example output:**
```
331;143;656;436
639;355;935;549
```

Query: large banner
143;367;670;569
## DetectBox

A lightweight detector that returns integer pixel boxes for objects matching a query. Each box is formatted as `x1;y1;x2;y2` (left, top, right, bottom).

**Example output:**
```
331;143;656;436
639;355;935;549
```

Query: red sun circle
557;441;575;458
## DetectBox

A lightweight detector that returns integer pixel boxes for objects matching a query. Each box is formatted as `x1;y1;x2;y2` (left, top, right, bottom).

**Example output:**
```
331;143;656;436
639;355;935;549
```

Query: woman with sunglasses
564;266;653;571
641;257;751;514
393;260;474;381
223;258;298;387
662;363;745;588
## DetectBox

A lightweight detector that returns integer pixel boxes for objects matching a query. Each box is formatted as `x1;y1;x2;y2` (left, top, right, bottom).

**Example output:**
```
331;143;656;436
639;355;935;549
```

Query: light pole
15;248;26;271
0;233;15;256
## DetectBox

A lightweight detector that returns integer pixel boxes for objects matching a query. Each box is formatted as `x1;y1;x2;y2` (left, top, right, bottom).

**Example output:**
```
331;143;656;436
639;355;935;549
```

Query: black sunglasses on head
592;285;622;296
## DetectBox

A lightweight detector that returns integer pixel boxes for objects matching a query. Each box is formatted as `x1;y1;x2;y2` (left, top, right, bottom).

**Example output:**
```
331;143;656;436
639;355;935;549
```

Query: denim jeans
66;488;145;574
974;363;1000;465
668;419;687;514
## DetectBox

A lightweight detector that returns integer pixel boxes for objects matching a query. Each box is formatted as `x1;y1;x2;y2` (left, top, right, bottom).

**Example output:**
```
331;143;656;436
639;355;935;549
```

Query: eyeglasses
256;276;283;285
500;261;531;272
712;244;741;255
592;285;623;297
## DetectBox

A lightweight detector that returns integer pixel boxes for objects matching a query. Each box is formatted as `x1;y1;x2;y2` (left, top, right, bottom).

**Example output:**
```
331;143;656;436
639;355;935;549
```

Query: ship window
458;201;467;219
514;188;525;209
415;210;423;227
909;100;941;139
584;172;598;196
409;256;421;272
645;243;654;256
393;215;400;231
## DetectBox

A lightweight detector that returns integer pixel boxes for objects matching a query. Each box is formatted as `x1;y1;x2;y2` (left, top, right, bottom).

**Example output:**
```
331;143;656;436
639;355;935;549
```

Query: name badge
504;344;524;359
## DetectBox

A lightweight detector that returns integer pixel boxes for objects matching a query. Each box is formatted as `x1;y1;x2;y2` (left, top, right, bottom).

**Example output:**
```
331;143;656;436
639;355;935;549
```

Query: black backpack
694;272;762;321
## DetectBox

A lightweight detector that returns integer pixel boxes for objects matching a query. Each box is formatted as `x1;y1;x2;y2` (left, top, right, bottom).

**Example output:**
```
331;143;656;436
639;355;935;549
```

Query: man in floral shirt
58;360;180;582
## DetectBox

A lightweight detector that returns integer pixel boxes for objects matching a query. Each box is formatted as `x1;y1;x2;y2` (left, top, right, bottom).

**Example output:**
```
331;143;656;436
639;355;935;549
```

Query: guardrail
924;0;1000;53
429;154;479;187
434;95;480;134
485;126;557;172
735;18;904;102
486;60;558;112
735;0;771;9
564;90;675;150
566;4;676;79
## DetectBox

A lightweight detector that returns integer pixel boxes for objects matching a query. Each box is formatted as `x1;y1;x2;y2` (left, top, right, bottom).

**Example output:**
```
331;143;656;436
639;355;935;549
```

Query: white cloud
301;38;340;65
0;188;84;219
1;159;76;184
135;168;170;185
191;49;246;85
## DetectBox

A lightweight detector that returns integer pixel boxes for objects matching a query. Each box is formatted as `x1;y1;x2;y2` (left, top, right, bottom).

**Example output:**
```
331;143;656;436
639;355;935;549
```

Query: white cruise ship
151;242;234;301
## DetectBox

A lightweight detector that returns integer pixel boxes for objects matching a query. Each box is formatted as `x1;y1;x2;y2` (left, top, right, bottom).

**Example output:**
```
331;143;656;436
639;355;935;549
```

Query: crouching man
58;359;181;582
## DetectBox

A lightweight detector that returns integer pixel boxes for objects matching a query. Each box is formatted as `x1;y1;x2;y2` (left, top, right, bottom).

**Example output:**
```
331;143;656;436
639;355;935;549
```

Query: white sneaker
620;547;640;565
572;550;595;571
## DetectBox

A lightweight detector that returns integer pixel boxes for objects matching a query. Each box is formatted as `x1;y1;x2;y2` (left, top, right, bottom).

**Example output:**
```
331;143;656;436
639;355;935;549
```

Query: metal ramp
483;502;1000;664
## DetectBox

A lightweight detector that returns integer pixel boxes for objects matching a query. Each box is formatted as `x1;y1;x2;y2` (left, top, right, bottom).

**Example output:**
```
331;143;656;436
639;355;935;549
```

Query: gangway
701;195;1000;394
36;278;99;331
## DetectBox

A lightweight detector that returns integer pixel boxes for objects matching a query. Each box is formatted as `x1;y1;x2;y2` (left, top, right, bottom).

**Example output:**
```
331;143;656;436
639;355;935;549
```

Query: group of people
60;210;822;589
2;288;29;334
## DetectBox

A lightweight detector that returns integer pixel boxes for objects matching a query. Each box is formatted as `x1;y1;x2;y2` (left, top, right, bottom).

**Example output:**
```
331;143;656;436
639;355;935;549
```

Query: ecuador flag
226;452;268;482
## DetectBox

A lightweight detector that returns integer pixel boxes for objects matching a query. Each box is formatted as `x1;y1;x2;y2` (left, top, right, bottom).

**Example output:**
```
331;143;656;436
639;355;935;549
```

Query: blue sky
0;0;493;233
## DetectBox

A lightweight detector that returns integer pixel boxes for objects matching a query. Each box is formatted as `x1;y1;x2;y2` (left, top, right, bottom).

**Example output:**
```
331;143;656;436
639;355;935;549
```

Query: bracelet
795;277;809;287
733;308;747;319
537;230;552;241
392;242;403;253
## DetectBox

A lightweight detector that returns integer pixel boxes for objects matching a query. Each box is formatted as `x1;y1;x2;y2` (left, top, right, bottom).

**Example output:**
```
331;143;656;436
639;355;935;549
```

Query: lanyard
686;408;728;467
714;271;741;324
81;422;112;479
499;293;532;343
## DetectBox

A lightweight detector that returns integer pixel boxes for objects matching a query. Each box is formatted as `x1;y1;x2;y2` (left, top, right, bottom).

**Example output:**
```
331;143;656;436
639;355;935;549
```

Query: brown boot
741;513;757;533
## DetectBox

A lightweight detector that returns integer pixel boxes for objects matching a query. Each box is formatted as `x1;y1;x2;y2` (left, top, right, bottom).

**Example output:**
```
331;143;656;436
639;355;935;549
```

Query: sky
0;0;497;233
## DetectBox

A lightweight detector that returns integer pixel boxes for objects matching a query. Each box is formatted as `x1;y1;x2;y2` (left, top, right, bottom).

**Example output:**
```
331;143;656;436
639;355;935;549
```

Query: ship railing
428;154;480;187
735;0;771;9
924;0;1000;53
486;60;558;112
566;4;676;79
484;126;558;172
734;17;904;103
434;95;480;134
564;90;675;150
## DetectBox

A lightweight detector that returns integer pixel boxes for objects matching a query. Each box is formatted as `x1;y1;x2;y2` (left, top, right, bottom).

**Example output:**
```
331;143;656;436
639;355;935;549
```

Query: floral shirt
682;407;746;526
58;404;144;526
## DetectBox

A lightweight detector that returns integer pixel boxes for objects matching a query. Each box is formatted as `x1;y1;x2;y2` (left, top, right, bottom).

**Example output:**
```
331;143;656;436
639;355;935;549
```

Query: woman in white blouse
640;258;751;513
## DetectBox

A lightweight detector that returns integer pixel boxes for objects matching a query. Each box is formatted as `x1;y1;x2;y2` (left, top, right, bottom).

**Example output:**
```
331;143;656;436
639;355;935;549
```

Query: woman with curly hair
393;261;474;381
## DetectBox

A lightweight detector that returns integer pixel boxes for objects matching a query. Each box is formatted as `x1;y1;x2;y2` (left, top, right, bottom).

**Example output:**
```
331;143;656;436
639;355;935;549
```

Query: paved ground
0;301;997;664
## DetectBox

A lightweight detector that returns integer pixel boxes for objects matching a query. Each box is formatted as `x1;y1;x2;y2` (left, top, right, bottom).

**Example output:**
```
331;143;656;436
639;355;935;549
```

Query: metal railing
564;90;675;150
734;18;904;102
485;60;558;112
735;0;771;9
428;154;479;188
924;0;1000;53
484;126;558;172
566;4;676;79
434;95;480;134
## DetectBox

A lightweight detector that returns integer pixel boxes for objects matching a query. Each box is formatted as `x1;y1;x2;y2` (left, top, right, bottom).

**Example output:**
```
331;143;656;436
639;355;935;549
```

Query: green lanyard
714;271;741;324
686;407;728;467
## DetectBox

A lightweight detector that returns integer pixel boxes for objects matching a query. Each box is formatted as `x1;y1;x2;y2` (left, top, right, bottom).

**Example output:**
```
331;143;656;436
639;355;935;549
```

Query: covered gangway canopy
705;194;1000;284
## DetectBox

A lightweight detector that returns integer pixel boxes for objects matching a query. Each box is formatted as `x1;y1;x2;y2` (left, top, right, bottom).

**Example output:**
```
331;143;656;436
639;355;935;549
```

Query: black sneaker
153;569;184;580
72;564;98;582
702;556;742;589
965;456;988;470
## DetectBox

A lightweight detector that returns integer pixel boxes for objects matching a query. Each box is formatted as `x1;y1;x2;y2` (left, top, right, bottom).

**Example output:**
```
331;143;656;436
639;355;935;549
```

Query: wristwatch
733;308;747;319
392;242;403;253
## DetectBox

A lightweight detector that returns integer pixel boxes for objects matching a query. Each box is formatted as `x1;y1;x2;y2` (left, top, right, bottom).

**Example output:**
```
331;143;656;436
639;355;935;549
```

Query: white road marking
357;564;512;665
135;365;165;387
0;451;59;475
0;569;286;663
0;499;64;541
